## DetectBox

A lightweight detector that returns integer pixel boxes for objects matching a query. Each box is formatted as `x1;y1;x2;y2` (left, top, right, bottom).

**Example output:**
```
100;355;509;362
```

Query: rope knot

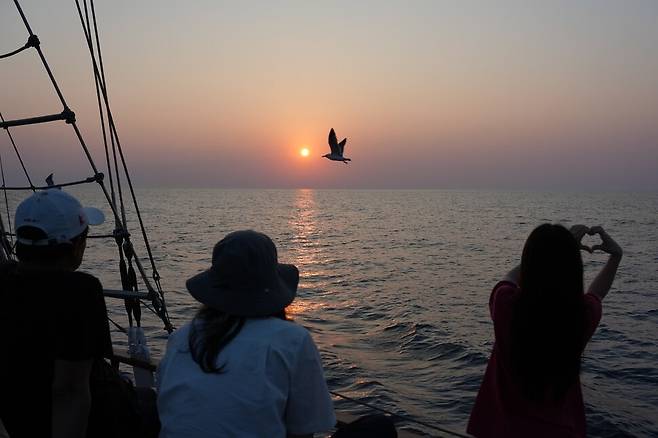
123;240;135;260
26;34;40;48
62;107;76;124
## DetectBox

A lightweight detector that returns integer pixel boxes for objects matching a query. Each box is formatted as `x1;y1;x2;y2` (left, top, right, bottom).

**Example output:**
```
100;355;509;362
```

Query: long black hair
510;223;586;401
188;306;288;374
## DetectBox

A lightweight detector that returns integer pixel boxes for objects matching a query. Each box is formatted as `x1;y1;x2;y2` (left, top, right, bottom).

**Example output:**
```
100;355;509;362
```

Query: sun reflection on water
286;189;330;317
289;189;319;265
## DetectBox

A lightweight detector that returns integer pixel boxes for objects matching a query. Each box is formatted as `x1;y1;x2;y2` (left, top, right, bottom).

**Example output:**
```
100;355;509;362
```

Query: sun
300;147;310;157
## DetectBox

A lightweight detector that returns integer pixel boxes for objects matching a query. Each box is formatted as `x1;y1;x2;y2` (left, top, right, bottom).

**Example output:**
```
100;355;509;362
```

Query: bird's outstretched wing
328;128;339;154
338;138;347;155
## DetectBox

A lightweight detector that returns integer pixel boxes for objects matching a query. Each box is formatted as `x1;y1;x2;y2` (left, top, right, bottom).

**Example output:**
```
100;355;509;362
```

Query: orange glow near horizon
1;2;657;190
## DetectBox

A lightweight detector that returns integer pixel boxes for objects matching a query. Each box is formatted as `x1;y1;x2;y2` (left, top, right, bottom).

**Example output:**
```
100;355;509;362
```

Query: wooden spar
103;288;149;300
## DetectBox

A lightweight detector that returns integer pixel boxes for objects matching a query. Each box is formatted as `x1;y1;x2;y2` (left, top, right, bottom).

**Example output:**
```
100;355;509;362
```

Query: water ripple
56;188;658;437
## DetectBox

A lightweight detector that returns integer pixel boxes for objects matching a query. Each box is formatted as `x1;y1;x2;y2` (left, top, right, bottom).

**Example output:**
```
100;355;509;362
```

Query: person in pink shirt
468;224;623;438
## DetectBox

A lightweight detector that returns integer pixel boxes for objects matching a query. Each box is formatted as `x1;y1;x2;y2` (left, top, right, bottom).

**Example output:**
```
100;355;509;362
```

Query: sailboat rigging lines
1;0;173;334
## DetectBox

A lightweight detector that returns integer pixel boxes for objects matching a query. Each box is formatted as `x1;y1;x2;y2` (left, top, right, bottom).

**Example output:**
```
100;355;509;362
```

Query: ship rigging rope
74;0;170;296
79;0;136;329
75;0;172;332
0;112;35;189
10;0;125;231
0;149;14;248
4;0;173;333
0;35;39;60
4;6;468;436
0;44;29;60
329;390;471;438
82;0;118;226
1;174;103;191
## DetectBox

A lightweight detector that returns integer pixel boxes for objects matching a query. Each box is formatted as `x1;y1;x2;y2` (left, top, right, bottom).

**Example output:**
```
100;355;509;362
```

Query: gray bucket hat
186;230;298;317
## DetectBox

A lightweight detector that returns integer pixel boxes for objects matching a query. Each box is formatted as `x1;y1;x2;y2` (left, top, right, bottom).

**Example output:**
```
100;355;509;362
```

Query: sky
1;0;657;190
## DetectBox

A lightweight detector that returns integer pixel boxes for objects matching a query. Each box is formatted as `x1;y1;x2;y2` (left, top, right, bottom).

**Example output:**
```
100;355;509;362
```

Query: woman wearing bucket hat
157;230;336;437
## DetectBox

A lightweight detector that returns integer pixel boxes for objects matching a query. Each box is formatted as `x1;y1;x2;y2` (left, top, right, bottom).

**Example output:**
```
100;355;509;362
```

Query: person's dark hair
511;223;586;401
189;306;288;374
15;226;88;264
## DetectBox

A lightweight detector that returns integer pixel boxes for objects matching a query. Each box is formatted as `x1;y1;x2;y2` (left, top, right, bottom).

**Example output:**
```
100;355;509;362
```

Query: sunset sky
1;1;657;190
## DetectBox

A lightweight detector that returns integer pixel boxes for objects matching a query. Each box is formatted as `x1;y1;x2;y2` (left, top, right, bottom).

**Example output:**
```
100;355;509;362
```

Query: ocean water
6;188;657;436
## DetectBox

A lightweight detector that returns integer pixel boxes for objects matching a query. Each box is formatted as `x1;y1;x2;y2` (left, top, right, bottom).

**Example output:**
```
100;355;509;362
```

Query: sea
6;188;658;437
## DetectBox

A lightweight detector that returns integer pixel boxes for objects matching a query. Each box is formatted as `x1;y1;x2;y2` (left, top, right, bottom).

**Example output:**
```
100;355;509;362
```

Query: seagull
323;128;351;164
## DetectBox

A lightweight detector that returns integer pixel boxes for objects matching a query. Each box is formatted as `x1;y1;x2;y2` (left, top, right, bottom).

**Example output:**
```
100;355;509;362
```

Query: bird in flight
323;128;351;164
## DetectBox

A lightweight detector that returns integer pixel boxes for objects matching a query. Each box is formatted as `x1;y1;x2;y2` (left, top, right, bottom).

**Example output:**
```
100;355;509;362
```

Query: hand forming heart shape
570;224;623;256
570;224;594;253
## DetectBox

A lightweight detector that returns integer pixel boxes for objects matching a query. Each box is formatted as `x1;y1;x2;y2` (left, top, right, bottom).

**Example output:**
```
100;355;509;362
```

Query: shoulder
489;281;520;316
53;272;105;314
161;323;192;359
493;280;520;297
249;317;309;339
67;271;103;290
58;271;103;298
245;318;315;353
169;323;192;345
26;269;103;292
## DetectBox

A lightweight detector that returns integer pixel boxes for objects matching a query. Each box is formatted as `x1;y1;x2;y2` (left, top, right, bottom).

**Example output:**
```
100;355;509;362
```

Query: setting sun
300;147;310;157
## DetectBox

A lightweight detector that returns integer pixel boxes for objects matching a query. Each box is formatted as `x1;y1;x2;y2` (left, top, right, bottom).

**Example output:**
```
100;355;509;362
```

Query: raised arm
586;226;623;301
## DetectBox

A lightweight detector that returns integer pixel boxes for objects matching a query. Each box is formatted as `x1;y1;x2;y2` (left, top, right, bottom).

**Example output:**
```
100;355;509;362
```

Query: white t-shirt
157;317;336;438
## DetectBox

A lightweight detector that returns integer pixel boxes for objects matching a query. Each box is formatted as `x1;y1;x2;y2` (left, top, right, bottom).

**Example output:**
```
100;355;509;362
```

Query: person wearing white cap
0;189;111;438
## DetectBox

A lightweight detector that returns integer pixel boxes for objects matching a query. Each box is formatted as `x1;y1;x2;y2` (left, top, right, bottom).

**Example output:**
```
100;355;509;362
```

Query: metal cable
13;0;68;109
0;149;14;247
329;390;471;438
5;231;125;240
10;0;172;332
107;316;127;334
81;0;134;333
83;0;117;227
75;0;173;332
12;0;125;229
5;7;463;435
75;0;128;231
84;0;160;276
139;299;156;315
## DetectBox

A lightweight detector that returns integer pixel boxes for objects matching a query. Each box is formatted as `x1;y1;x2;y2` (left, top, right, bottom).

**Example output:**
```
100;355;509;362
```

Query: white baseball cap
15;189;105;246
